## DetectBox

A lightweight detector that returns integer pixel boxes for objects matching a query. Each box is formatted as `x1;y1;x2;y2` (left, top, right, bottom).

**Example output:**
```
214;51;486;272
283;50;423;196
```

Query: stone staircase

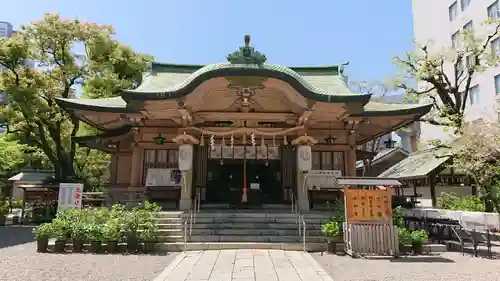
154;208;332;252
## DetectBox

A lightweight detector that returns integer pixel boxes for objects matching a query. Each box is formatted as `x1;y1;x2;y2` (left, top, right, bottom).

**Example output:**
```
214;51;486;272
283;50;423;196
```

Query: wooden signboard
344;187;392;222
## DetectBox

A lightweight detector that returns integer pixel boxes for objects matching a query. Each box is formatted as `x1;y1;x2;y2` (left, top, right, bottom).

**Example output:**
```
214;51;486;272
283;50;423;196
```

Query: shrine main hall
56;36;432;212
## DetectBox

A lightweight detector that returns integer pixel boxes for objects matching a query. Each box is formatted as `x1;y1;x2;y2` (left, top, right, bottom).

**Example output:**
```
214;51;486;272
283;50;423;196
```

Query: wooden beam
193;112;297;122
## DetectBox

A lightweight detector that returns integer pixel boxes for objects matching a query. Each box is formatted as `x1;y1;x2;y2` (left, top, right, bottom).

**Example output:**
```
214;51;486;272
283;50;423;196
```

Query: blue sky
1;0;415;83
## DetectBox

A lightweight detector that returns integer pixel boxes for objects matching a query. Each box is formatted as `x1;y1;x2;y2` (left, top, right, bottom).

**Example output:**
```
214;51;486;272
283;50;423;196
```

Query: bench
447;227;493;258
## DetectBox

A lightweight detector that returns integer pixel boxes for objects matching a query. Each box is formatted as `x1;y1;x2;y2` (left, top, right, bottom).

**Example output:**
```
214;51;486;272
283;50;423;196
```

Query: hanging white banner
58;183;83;212
145;168;182;187
297;145;312;171
178;144;193;171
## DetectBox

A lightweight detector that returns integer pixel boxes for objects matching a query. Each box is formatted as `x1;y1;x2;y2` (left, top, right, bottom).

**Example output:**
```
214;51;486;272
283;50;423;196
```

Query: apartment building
412;0;500;142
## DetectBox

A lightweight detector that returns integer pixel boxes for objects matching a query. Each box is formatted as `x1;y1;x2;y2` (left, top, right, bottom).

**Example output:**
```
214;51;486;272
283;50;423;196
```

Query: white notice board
58;183;83;211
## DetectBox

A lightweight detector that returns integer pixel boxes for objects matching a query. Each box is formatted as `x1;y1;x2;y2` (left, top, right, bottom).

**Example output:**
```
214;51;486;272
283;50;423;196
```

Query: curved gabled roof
121;63;372;104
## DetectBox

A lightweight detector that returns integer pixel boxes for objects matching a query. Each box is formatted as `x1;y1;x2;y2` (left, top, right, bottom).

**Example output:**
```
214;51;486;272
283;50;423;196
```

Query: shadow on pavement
365;254;455;263
0;225;36;249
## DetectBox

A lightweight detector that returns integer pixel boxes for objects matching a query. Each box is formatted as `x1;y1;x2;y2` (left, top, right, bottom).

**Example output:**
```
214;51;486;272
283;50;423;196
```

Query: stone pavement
153;249;333;281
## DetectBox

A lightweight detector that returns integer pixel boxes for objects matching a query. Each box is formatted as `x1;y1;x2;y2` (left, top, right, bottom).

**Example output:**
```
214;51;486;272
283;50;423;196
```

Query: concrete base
179;198;192;211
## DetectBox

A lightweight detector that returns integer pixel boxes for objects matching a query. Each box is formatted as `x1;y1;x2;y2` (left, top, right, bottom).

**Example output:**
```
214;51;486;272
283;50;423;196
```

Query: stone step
156;242;329;252
187;217;327;224
180;235;325;243
184;212;330;220
189;222;323;229
159;235;185;242
187;228;323;236
156;223;184;229
155;211;183;218
154;217;184;224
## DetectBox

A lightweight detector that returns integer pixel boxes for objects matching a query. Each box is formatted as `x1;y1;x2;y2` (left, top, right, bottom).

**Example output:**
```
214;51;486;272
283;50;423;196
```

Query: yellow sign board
344;188;392;222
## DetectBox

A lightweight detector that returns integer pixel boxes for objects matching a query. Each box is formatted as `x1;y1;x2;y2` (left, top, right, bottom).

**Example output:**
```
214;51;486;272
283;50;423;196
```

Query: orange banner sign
344;187;392;222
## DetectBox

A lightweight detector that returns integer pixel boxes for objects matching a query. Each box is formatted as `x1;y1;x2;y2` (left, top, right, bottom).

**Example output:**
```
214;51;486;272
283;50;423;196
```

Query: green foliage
321;221;341;241
10;200;24;209
32;223;53;240
438;192;485;212
398;227;412;245
31;203;161;245
410;229;429;246
393;206;405;228
0;198;9;215
138;222;159;242
0;13;151;182
327;199;345;223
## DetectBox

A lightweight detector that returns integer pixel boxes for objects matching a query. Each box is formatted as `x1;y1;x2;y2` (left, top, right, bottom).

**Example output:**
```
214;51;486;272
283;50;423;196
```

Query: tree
393;18;500;131
0;135;46;196
0;13;151;181
449;120;500;213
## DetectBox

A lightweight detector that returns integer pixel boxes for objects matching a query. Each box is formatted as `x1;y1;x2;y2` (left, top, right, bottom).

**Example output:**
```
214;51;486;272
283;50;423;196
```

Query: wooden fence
344;222;400;257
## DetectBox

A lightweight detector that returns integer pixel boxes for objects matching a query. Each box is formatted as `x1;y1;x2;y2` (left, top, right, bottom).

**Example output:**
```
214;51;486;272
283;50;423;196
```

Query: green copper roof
55;97;133;113
121;63;371;104
378;148;451;180
354;102;434;116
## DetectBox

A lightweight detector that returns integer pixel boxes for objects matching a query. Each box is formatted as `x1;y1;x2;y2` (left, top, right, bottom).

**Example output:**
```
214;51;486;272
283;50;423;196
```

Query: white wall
412;0;500;144
398;185;475;208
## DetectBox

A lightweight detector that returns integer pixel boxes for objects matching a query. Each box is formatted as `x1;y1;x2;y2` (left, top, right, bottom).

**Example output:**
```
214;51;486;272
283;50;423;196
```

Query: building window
463;21;473;32
142;149;178;184
466;55;480;68
449;1;459;21
452;31;461;49
469;85;480;105
495;74;500;95
311;151;345;175
488;1;499;19
461;0;471;11
492;37;500;55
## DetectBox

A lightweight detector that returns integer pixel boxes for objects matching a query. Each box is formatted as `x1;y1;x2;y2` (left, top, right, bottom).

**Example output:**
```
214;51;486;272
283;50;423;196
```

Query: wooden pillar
346;131;357;176
129;146;144;187
429;174;437;208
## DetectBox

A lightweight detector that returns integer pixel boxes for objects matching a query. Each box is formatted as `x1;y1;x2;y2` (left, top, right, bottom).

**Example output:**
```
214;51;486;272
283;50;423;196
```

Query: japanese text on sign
344;187;392;222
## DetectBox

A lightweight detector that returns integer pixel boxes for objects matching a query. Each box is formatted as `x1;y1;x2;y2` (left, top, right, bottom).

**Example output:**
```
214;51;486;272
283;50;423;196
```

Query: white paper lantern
297;145;312;171
178;144;193;171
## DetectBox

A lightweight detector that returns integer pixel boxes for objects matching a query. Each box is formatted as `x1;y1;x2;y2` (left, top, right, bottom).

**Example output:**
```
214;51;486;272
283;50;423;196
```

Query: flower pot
399;243;411;254
12;216;19;225
143;241;156;254
411;243;423;255
72;239;84;253
0;215;6;226
326;241;337;254
127;235;138;253
36;238;49;253
107;241;119;253
54;240;67;253
90;241;101;254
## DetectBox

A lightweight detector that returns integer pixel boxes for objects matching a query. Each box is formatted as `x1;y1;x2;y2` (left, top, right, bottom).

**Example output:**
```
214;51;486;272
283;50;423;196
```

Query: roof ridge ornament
227;34;267;65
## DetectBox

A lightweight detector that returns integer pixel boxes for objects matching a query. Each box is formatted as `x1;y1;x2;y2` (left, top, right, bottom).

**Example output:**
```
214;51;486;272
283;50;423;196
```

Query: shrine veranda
56;35;432;212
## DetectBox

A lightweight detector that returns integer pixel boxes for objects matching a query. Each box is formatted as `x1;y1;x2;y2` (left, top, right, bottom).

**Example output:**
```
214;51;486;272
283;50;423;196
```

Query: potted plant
0;199;9;226
88;223;104;254
410;229;429;255
70;221;89;253
33;223;53;252
103;218;122;253
397;227;412;254
139;222;159;254
122;211;140;253
50;218;71;253
321;221;341;254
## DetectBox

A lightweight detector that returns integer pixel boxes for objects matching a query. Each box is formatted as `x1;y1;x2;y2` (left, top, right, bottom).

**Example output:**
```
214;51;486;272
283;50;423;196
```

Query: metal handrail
291;192;306;251
183;192;200;251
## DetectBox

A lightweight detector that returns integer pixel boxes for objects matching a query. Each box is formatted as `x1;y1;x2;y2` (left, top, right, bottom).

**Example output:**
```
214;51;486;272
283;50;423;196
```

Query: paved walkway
153;250;333;281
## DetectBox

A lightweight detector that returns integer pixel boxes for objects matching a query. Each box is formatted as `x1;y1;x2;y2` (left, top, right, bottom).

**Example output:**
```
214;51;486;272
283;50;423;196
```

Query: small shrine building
56;35;432;212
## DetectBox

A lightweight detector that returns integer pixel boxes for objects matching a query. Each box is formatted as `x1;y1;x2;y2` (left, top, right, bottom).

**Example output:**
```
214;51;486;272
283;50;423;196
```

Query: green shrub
11;200;23;209
398;227;412;245
439;192;485;212
410;229;429;246
103;218;122;242
32;223;53;240
321;221;341;241
139;222;158;242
